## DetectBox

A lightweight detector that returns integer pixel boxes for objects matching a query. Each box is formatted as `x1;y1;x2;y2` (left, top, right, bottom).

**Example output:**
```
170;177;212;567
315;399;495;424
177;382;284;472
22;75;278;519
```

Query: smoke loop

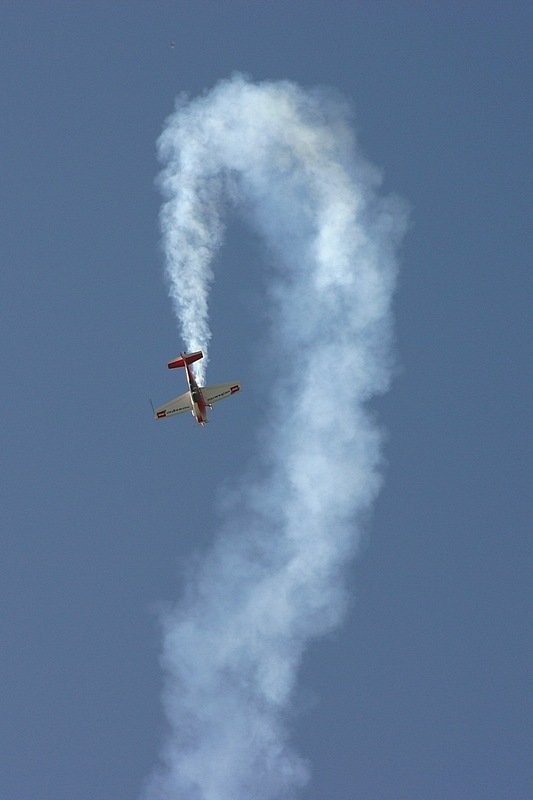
146;75;405;800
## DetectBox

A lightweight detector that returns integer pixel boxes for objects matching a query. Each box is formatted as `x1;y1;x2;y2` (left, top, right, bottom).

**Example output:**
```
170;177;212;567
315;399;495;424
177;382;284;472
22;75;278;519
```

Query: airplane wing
154;391;191;420
202;383;241;406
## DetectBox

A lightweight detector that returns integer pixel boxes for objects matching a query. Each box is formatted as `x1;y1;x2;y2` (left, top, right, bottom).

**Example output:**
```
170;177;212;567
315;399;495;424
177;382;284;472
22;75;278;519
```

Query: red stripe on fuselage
184;360;207;424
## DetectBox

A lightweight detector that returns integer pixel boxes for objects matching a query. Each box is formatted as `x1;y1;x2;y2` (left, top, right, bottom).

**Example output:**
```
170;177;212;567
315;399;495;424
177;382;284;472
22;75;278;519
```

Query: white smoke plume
146;75;405;800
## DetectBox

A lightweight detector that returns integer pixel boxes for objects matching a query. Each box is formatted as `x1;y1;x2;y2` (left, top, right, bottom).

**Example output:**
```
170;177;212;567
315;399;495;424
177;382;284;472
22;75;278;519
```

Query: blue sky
1;3;531;799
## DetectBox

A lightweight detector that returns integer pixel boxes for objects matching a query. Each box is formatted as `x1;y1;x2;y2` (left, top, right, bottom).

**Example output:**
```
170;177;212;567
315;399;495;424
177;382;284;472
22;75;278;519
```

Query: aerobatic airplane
153;350;241;426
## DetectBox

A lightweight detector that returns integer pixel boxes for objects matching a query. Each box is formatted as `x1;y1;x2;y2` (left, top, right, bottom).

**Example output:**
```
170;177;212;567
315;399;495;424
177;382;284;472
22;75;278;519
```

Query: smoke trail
146;75;405;800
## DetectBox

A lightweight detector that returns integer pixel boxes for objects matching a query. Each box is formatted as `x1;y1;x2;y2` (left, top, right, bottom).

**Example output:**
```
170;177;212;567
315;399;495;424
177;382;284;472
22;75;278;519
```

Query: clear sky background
1;3;531;799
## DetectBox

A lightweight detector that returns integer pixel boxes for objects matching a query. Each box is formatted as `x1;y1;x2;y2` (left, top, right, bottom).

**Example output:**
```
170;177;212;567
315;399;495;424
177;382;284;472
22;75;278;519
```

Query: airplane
152;350;241;426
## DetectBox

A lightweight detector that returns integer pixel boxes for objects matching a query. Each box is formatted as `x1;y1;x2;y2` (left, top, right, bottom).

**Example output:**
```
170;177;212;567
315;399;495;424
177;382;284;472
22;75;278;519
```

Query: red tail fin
167;350;203;370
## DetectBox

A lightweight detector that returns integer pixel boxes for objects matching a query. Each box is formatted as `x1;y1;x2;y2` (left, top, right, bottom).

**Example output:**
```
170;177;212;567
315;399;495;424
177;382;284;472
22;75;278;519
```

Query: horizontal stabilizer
168;350;204;370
